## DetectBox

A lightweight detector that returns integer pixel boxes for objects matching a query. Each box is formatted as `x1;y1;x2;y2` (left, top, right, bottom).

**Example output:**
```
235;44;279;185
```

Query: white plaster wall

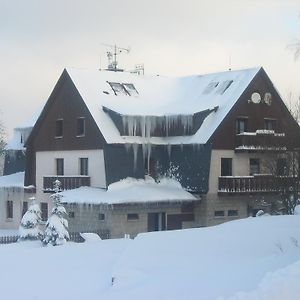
208;150;266;194
0;188;35;230
36;150;106;194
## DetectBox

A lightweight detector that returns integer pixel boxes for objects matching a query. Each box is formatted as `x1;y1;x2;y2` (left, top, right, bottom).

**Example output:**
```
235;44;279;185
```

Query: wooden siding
209;69;300;150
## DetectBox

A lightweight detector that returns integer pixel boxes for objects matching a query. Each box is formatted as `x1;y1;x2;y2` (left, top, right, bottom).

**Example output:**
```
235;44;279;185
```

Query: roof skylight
216;80;233;95
123;83;139;96
108;82;129;96
203;81;219;94
107;82;139;96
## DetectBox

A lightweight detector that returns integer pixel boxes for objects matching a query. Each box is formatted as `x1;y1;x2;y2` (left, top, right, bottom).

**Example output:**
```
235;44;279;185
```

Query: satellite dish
264;92;272;105
251;92;261;104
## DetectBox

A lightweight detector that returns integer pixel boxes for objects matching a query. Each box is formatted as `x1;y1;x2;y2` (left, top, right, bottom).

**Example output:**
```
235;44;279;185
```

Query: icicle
132;143;139;172
167;143;172;159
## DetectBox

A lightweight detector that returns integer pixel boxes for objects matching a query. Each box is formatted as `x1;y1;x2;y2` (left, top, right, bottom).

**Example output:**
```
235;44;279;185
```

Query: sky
0;0;300;138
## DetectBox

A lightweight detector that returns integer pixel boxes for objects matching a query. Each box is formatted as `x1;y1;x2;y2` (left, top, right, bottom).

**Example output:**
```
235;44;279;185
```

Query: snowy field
0;215;300;300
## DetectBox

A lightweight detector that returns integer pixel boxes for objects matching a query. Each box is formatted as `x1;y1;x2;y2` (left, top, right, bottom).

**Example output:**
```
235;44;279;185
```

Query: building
19;66;300;237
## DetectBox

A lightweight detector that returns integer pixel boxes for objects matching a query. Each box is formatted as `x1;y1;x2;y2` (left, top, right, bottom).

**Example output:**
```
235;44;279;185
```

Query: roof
66;66;261;145
6;106;43;150
61;176;197;205
0;172;25;188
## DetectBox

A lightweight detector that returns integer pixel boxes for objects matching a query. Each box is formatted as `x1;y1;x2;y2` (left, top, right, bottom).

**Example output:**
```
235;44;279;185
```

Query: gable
27;70;105;152
209;68;300;150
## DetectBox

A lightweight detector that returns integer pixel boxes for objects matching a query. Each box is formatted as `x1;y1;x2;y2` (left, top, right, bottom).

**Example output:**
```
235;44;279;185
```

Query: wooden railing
43;176;91;192
235;131;286;152
218;175;298;194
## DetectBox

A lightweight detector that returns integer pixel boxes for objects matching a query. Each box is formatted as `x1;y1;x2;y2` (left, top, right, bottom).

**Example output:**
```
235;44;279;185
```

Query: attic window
203;81;219;94
123;83;139;96
216;80;233;94
107;82;139;96
108;82;129;96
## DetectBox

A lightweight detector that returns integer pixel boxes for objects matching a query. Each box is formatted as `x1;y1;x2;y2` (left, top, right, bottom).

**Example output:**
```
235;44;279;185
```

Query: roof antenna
101;43;130;72
228;54;232;71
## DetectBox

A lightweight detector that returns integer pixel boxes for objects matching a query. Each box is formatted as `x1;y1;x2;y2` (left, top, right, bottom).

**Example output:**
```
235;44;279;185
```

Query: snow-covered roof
61;177;197;205
66;67;260;144
6;106;43;150
0;172;24;188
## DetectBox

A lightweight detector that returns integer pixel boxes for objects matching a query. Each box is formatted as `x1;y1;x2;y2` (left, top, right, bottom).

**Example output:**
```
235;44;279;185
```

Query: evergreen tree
19;197;43;241
43;180;69;246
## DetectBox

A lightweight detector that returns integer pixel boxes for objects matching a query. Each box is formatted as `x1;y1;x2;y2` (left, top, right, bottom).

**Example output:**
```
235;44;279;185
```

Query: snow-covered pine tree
19;197;43;241
43;180;69;246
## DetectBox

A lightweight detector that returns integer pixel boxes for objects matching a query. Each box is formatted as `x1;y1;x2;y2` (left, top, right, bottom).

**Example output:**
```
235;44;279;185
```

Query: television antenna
101;43;130;72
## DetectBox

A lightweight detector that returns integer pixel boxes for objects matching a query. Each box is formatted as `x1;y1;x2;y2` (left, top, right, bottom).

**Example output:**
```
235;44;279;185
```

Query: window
79;158;88;176
216;80;233;94
41;202;48;222
127;213;139;221
55;119;63;137
214;210;225;217
108;82;139;96
203;81;219;94
68;212;75;218
264;119;276;131
108;82;128;96
22;201;28;216
56;158;64;176
236;118;248;134
250;158;260;175
6;201;13;219
98;213;105;221
77;117;85;137
277;158;287;176
123;83;139;96
221;158;232;176
228;210;238;217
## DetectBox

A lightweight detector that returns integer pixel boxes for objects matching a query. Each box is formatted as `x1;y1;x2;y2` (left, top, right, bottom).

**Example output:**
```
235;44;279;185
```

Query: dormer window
55;119;63;138
77;117;85;137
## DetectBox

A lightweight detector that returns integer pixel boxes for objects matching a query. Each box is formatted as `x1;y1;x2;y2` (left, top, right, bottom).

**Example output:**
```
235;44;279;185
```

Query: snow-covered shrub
43;180;69;246
19;197;43;241
294;205;300;215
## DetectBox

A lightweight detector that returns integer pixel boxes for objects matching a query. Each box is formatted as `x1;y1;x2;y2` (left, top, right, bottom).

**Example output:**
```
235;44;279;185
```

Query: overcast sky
1;0;300;138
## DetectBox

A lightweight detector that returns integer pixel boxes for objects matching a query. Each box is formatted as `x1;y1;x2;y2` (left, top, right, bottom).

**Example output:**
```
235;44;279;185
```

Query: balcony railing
235;130;286;152
43;176;91;192
218;174;298;195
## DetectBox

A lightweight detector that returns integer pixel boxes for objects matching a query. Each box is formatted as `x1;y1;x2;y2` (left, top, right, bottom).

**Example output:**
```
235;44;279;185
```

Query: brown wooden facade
209;68;300;151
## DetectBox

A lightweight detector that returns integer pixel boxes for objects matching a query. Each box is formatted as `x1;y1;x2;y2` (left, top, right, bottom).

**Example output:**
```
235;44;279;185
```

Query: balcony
235;130;286;152
218;174;298;195
43;176;91;192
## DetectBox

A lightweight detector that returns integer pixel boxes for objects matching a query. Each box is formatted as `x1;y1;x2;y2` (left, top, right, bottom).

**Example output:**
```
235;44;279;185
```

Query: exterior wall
208;150;269;194
203;149;282;226
65;202;201;239
25;71;106;187
36;149;106;195
209;69;300;150
0;188;35;230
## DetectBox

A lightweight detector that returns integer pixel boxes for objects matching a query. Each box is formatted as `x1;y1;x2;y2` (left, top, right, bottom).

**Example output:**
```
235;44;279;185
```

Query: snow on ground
0;215;299;300
61;176;196;204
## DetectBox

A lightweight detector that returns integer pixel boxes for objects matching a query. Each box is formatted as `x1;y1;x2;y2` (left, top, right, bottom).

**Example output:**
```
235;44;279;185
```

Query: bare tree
0;118;6;155
263;151;300;215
